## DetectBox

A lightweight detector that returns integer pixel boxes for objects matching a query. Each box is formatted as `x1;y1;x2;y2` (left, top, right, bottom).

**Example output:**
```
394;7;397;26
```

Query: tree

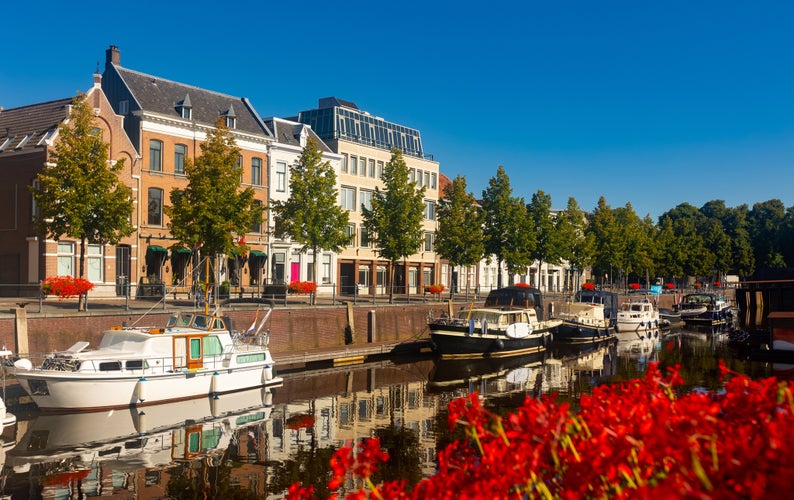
271;139;351;301
32;93;134;311
586;196;619;287
361;148;425;303
435;175;485;295
527;190;563;286
481;166;535;287
554;197;593;291
165;119;264;284
748;199;787;269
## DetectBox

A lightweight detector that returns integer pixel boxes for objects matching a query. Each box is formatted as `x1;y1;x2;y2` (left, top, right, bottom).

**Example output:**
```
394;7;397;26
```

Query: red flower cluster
424;284;445;294
581;282;595;290
287;362;794;499
628;282;641;290
288;281;318;294
664;283;675;289
515;282;531;288
714;281;722;287
41;276;94;300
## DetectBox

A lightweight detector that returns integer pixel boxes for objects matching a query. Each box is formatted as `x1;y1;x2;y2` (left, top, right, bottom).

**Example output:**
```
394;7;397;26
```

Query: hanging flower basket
41;276;94;300
629;283;641;290
582;283;595;291
288;281;317;295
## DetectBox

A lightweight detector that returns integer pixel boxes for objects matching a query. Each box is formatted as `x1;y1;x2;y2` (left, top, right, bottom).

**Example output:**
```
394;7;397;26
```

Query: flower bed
287;362;794;499
288;281;318;295
581;282;595;290
41;276;94;300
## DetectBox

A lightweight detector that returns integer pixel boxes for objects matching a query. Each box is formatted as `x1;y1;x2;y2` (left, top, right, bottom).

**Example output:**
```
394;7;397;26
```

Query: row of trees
34;94;794;311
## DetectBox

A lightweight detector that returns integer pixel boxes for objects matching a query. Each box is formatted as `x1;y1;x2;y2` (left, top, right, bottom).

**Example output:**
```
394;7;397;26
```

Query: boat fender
263;364;274;382
495;339;504;350
13;358;33;370
136;377;147;403
210;371;220;396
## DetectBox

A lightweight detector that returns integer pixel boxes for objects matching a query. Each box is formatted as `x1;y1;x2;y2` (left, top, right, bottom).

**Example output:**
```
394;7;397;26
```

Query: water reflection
1;326;787;498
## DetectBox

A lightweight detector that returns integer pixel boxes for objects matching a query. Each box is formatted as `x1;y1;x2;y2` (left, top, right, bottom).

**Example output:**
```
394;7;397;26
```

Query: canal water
0;325;788;499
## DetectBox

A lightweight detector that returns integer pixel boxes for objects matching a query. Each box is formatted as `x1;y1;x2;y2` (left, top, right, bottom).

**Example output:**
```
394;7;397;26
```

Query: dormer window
0;136;14;152
221;104;236;129
176;94;192;120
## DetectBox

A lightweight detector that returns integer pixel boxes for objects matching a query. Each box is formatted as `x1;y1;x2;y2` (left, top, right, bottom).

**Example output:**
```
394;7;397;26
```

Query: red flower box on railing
664;283;675;289
515;282;531;288
629;283;641;290
288;281;317;295
714;281;722;287
582;282;595;290
424;284;446;294
41;276;94;300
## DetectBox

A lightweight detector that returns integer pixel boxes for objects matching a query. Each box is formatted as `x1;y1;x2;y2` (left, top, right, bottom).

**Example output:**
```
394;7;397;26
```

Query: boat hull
14;364;283;412
556;321;615;341
429;321;559;359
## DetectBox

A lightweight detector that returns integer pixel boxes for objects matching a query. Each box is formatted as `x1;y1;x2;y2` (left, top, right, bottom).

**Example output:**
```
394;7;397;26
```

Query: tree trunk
78;237;87;311
388;260;395;304
311;246;319;306
497;258;504;289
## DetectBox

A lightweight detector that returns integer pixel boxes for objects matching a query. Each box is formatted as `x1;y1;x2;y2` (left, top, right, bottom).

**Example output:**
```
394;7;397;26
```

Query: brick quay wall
0;291;707;358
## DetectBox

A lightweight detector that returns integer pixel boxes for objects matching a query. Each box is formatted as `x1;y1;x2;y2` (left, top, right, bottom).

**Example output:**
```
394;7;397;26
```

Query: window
149;140;163;171
322;254;331;283
368;159;375;177
226;116;236;128
350;156;358;175
424;171;430;187
252;157;262;186
276;161;286;192
119;100;129;115
148;188;163;225
360;190;373;211
424;200;435;220
180;106;192;119
87;244;103;282
250;200;262;233
377;161;384;179
174;144;187;174
31;179;40;221
431;173;437;189
360;227;371;247
235;155;242;182
341;187;356;211
409;169;415;182
341;154;348;173
57;242;75;276
346;224;356;246
424;232;434;252
360;157;367;177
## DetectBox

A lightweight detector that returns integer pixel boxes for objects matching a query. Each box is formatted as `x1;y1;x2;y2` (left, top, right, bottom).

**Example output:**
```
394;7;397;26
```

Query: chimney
93;73;102;87
106;45;120;67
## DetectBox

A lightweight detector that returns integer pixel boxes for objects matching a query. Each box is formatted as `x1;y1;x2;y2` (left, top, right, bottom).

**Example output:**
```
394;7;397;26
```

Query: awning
146;245;167;254
250;250;267;259
172;247;192;255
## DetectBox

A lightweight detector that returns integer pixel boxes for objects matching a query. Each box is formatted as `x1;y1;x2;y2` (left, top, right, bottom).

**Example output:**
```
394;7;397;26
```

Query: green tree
362;148;425;303
748;199;787;269
528;190;563;284
481;166;535;287
586;196;620;287
435;175;485;295
555;197;594;291
271;139;351;301
165;119;264;283
31;93;134;311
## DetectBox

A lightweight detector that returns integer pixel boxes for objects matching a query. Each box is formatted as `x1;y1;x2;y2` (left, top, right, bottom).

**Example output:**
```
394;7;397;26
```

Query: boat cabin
484;286;544;320
574;290;618;324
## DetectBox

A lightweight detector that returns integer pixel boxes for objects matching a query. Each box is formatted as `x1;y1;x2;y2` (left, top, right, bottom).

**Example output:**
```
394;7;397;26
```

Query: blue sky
3;1;793;220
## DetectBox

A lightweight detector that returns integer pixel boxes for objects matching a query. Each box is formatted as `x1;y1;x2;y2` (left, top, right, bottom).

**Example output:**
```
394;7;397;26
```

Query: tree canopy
435;175;485;291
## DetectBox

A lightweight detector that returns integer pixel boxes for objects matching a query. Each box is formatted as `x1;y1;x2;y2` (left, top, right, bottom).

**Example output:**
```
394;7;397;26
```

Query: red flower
41;276;94;300
515;282;530;288
629;283;641;290
288;281;318;294
582;283;595;290
714;281;722;287
424;284;445;294
664;283;675;289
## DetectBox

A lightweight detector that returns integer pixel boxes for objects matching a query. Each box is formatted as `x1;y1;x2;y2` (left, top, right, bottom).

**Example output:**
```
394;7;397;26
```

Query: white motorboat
12;309;283;412
616;298;660;332
677;293;733;325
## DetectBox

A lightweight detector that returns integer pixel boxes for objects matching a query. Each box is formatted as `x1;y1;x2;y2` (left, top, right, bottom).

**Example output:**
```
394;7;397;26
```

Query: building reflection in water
2;329;770;499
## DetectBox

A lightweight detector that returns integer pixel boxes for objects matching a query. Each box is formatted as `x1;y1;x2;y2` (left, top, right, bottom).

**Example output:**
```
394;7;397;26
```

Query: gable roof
0;98;70;154
262;118;333;153
111;65;272;137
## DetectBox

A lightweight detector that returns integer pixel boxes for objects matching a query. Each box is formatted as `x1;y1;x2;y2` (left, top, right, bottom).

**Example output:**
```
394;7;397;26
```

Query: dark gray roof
262;118;333;154
0;98;71;154
112;65;271;137
318;97;358;110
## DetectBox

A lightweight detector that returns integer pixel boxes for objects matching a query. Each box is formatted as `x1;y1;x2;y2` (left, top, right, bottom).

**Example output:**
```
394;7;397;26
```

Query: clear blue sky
3;1;793;220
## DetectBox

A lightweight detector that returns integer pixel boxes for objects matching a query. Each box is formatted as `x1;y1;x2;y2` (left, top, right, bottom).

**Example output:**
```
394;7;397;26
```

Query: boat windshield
166;313;193;328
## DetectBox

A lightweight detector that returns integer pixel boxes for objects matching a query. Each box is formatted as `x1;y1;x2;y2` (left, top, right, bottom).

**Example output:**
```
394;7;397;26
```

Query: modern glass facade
297;99;426;159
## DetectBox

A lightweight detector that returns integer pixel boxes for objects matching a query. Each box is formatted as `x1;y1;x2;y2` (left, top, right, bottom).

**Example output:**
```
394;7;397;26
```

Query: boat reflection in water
7;386;276;494
429;338;619;400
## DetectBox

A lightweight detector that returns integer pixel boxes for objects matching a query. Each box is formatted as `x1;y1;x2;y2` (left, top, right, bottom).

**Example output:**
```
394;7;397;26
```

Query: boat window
125;360;145;370
237;353;266;363
192;315;210;330
212;318;226;330
203;336;223;356
189;338;202;360
99;361;122;371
